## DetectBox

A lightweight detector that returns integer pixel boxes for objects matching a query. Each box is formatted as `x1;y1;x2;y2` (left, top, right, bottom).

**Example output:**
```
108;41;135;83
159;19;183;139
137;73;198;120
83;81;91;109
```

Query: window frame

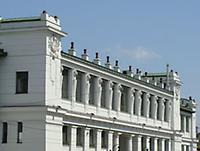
16;71;29;94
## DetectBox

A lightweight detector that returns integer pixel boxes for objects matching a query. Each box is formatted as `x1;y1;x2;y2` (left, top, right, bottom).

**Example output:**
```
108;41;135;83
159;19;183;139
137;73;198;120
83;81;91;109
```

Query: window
186;117;190;132
76;128;83;146
2;122;7;143
16;72;28;94
89;129;95;147
62;126;70;145
17;122;23;143
101;131;107;148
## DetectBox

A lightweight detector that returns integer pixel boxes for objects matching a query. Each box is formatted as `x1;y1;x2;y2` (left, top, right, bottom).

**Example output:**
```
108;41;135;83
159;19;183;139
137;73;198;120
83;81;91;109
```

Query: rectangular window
62;126;70;145
16;72;28;94
17;122;23;143
76;128;83;146
186;117;190;132
2;122;7;143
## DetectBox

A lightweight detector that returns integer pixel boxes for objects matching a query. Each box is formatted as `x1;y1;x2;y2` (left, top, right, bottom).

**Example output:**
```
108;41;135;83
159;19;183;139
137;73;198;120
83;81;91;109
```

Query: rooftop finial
84;49;87;54
68;42;76;56
106;56;110;63
129;66;132;71
115;60;118;66
95;52;99;59
82;49;89;60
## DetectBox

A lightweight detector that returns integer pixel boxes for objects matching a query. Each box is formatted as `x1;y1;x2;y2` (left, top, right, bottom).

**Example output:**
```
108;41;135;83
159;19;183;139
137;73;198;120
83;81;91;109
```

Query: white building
0;11;197;151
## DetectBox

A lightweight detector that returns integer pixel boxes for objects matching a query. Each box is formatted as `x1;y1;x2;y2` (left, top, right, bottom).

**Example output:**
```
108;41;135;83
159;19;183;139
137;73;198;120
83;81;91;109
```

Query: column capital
72;69;78;77
86;73;91;81
97;77;103;84
96;129;103;132
70;125;78;129
135;89;142;95
108;81;114;88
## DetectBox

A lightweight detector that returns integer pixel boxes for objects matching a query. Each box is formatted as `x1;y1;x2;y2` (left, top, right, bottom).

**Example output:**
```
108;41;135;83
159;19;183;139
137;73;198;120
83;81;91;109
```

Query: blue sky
1;1;200;126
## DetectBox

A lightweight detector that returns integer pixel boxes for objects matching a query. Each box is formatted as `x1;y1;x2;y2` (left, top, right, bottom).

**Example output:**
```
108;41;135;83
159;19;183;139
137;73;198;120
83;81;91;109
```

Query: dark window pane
2;122;7;143
16;72;28;94
17;122;23;143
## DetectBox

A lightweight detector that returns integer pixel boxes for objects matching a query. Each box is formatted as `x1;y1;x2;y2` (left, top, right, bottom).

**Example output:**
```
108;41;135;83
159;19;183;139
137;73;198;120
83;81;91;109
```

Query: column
158;138;165;151
158;98;165;121
165;139;171;151
81;73;91;105
68;69;78;102
143;92;150;117
127;88;135;114
150;95;158;119
114;84;122;112
127;135;133;151
108;131;113;151
144;136;150;151
94;77;102;107
151;137;158;151
83;128;90;151
165;100;171;122
133;135;142;151
96;129;102;151
113;132;120;151
70;126;77;151
105;81;113;110
134;90;142;116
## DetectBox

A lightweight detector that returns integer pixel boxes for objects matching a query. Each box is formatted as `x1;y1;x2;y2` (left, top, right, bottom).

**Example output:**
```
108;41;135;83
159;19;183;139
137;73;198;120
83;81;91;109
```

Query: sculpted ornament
49;35;60;55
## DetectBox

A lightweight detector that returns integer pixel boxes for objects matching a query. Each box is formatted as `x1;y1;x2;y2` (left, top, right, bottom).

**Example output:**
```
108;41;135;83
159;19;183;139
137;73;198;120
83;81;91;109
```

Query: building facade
0;12;197;151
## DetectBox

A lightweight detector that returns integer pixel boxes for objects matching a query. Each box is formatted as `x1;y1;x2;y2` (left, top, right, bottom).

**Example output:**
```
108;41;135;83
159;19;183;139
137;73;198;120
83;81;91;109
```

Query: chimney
114;60;120;72
93;52;101;65
105;56;112;69
68;42;76;56
81;49;89;61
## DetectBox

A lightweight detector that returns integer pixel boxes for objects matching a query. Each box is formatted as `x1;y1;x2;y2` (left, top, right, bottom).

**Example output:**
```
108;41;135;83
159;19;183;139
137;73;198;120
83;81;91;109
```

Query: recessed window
2;122;7;143
16;72;28;94
17;122;23;143
62;126;70;145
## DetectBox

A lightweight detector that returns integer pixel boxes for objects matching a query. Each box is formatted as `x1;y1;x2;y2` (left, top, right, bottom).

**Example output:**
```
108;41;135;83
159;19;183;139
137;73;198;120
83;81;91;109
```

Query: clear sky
1;1;200;126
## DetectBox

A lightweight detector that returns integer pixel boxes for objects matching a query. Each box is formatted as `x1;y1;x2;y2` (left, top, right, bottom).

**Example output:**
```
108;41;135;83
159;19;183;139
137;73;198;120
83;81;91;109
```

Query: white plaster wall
0;31;46;106
0;108;46;151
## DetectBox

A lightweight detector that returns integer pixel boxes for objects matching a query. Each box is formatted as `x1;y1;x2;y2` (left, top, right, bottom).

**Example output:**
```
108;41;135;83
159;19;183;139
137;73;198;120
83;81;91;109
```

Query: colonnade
63;125;171;151
62;68;172;122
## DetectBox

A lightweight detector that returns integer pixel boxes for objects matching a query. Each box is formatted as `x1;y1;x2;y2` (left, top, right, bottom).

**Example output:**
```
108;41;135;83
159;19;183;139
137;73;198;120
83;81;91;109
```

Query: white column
127;88;135;114
96;129;102;151
134;90;142;116
158;138;165;151
94;77;102;107
143;93;150;117
83;128;90;151
151;137;158;151
133;135;142;151
158;98;165;121
127;135;133;151
70;126;77;151
165;100;171;122
144;136;150;151
105;81;113;110
108;131;113;151
151;95;158;119
114;84;122;112
166;139;171;151
113;132;120;151
68;69;78;102
81;73;91;105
